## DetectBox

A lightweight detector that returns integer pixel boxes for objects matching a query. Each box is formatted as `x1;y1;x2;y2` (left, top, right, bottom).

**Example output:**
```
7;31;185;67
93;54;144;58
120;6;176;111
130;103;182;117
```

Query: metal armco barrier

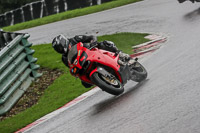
0;31;41;115
0;0;112;27
0;31;22;50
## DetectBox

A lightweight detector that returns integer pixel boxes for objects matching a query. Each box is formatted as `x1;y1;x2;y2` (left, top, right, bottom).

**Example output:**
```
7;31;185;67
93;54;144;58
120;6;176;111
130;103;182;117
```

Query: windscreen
68;44;78;64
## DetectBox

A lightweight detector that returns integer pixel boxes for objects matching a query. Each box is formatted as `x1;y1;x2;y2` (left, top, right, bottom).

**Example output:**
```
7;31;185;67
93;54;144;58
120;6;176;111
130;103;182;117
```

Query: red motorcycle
67;42;147;95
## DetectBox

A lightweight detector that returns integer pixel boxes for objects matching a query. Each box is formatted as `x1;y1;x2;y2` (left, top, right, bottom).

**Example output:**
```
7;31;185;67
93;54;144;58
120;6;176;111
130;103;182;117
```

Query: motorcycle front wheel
91;72;124;95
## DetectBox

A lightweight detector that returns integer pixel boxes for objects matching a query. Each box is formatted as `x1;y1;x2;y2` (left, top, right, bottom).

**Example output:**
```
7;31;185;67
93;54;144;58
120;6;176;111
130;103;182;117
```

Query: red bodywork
68;42;122;84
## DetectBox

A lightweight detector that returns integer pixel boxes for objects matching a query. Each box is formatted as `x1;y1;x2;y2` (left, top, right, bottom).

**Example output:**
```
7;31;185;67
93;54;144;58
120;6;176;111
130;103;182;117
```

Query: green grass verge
2;0;142;32
0;32;149;133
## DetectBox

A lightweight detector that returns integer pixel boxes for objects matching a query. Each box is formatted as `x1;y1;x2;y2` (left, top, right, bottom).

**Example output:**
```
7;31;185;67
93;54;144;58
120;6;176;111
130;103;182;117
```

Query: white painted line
131;34;167;58
144;34;164;40
15;87;100;133
132;37;166;49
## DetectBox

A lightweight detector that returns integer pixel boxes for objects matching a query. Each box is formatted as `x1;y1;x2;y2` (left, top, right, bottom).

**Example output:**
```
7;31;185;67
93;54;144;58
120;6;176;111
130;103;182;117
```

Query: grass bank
3;0;142;32
0;32;149;133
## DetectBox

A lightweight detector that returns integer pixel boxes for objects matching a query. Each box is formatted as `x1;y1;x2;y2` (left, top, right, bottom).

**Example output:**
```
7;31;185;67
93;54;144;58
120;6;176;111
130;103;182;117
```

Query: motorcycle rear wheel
130;61;147;82
91;72;124;95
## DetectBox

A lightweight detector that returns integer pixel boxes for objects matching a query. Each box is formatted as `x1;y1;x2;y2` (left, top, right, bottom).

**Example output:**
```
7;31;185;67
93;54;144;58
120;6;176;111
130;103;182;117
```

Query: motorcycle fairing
68;42;123;84
79;51;88;67
118;64;131;84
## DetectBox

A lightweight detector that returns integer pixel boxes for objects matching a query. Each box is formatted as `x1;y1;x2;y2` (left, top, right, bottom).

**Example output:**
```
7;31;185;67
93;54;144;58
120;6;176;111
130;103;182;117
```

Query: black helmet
52;34;69;54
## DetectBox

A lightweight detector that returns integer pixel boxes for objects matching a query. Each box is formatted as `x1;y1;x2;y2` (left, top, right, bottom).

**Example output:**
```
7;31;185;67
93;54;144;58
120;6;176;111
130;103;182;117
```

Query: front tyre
91;72;124;95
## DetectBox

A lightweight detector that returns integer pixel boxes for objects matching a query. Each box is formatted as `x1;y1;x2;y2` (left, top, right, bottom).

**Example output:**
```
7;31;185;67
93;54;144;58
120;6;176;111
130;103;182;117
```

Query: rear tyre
130;62;147;82
91;72;124;95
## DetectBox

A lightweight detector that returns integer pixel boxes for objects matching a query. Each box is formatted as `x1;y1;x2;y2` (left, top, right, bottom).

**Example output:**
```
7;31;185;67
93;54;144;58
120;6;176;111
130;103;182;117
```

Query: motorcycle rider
52;34;130;88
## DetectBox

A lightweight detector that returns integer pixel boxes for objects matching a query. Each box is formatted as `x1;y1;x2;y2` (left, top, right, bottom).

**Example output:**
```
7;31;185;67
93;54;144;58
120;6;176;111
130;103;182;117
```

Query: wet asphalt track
21;0;200;132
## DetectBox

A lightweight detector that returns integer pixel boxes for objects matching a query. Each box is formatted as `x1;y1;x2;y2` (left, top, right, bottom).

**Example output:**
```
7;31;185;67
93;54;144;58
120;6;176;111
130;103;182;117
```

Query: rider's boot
118;52;138;66
118;52;131;65
119;52;131;60
128;58;136;66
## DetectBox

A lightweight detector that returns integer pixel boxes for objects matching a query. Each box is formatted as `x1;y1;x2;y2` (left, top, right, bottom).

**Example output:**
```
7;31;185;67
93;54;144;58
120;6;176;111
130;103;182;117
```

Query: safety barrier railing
0;0;112;27
0;32;41;115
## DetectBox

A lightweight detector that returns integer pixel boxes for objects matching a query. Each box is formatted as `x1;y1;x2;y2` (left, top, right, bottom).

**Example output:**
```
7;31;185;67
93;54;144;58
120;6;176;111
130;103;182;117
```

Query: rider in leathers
52;34;130;88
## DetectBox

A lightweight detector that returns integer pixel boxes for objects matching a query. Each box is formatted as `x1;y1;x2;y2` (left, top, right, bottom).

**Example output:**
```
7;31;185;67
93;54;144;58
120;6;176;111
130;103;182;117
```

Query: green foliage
32;43;67;71
98;32;149;54
0;0;38;14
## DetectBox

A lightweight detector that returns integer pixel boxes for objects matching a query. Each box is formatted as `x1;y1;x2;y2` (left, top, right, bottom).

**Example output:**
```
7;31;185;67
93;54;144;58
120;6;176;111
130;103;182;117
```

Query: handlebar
88;41;98;50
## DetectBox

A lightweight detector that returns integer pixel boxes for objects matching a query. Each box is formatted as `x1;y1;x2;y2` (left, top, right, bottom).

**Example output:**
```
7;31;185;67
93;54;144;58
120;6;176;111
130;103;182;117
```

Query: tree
0;0;39;14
